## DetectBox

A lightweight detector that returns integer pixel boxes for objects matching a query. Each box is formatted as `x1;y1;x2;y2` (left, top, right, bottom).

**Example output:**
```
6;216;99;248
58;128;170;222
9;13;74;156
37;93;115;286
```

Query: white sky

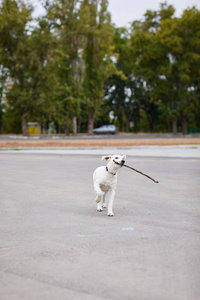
32;0;200;27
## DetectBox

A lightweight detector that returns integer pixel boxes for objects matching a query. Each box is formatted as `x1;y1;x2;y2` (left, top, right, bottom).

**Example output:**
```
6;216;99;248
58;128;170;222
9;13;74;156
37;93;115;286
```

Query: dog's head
101;154;126;171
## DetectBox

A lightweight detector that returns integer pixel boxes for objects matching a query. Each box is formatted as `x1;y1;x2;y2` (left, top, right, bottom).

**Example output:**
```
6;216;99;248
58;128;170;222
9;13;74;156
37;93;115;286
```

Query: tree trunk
172;118;177;135
65;124;69;135
88;108;95;135
55;121;59;134
78;117;81;134
148;116;154;132
45;120;49;134
182;116;188;135
22;116;28;136
167;118;171;133
0;110;3;133
72;116;77;135
65;114;69;135
125;119;129;133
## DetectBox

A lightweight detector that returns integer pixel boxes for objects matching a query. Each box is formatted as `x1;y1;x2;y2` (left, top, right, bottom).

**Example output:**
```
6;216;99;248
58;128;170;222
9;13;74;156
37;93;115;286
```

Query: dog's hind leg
102;191;108;208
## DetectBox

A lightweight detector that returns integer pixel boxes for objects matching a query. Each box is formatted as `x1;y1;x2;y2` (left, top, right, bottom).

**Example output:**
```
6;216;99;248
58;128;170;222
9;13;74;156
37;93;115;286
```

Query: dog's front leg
107;190;115;216
97;198;103;212
94;183;104;212
96;194;103;212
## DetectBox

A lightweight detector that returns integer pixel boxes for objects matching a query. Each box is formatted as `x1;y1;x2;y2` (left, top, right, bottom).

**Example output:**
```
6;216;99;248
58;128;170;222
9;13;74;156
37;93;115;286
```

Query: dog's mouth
114;159;125;166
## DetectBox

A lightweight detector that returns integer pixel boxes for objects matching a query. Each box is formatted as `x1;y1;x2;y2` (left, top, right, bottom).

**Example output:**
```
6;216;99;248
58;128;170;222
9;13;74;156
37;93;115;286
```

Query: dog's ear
101;155;111;161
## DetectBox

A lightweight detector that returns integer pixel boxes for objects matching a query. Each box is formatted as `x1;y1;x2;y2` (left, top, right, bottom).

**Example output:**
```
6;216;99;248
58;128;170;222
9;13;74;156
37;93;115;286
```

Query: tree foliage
0;1;200;134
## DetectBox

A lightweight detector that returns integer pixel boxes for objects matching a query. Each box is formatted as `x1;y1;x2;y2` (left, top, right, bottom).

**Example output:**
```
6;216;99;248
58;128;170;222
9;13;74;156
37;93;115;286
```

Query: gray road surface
0;153;200;300
1;144;199;158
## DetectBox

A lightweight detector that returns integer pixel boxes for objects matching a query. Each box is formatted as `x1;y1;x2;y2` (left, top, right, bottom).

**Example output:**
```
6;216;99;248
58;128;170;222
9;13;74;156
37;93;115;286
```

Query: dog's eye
115;157;119;159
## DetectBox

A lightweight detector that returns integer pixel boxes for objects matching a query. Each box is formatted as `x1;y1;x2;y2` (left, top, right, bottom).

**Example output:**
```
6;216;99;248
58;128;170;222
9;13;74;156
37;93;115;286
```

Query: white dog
93;155;126;216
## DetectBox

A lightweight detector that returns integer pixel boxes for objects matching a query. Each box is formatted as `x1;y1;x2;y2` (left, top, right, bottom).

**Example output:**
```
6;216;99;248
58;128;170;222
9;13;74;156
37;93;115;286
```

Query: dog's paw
107;212;114;217
97;207;103;212
102;204;107;208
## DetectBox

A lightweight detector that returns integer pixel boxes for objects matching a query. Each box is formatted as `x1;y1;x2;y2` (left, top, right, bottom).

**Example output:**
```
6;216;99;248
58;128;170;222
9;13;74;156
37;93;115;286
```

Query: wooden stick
114;160;159;183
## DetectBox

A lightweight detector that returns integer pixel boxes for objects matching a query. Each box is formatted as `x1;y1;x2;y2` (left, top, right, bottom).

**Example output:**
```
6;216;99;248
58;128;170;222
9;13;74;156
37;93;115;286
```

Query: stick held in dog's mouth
114;160;159;183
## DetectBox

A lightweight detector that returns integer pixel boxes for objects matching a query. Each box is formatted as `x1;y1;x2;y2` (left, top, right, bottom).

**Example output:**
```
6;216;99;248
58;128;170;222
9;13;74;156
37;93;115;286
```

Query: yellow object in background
28;126;39;135
27;122;41;135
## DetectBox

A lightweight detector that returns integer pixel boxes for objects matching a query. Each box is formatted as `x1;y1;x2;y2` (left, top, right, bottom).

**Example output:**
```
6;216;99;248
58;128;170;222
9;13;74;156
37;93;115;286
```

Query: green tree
130;3;176;132
27;18;58;132
105;27;142;132
131;3;200;134
0;0;57;134
158;7;200;134
0;65;7;133
82;0;115;134
46;0;85;135
0;0;32;134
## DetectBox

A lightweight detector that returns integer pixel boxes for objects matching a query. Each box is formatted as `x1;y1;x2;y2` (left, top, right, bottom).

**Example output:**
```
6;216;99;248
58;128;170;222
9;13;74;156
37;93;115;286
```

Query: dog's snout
121;160;125;164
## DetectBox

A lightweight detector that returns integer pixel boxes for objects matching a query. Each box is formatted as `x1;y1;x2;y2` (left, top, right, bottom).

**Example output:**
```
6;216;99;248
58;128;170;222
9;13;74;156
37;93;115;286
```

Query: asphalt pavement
1;144;199;158
0;153;200;300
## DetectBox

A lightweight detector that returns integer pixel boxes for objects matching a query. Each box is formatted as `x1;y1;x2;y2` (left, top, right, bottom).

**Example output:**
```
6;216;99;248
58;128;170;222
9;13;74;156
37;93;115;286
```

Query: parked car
93;125;117;135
